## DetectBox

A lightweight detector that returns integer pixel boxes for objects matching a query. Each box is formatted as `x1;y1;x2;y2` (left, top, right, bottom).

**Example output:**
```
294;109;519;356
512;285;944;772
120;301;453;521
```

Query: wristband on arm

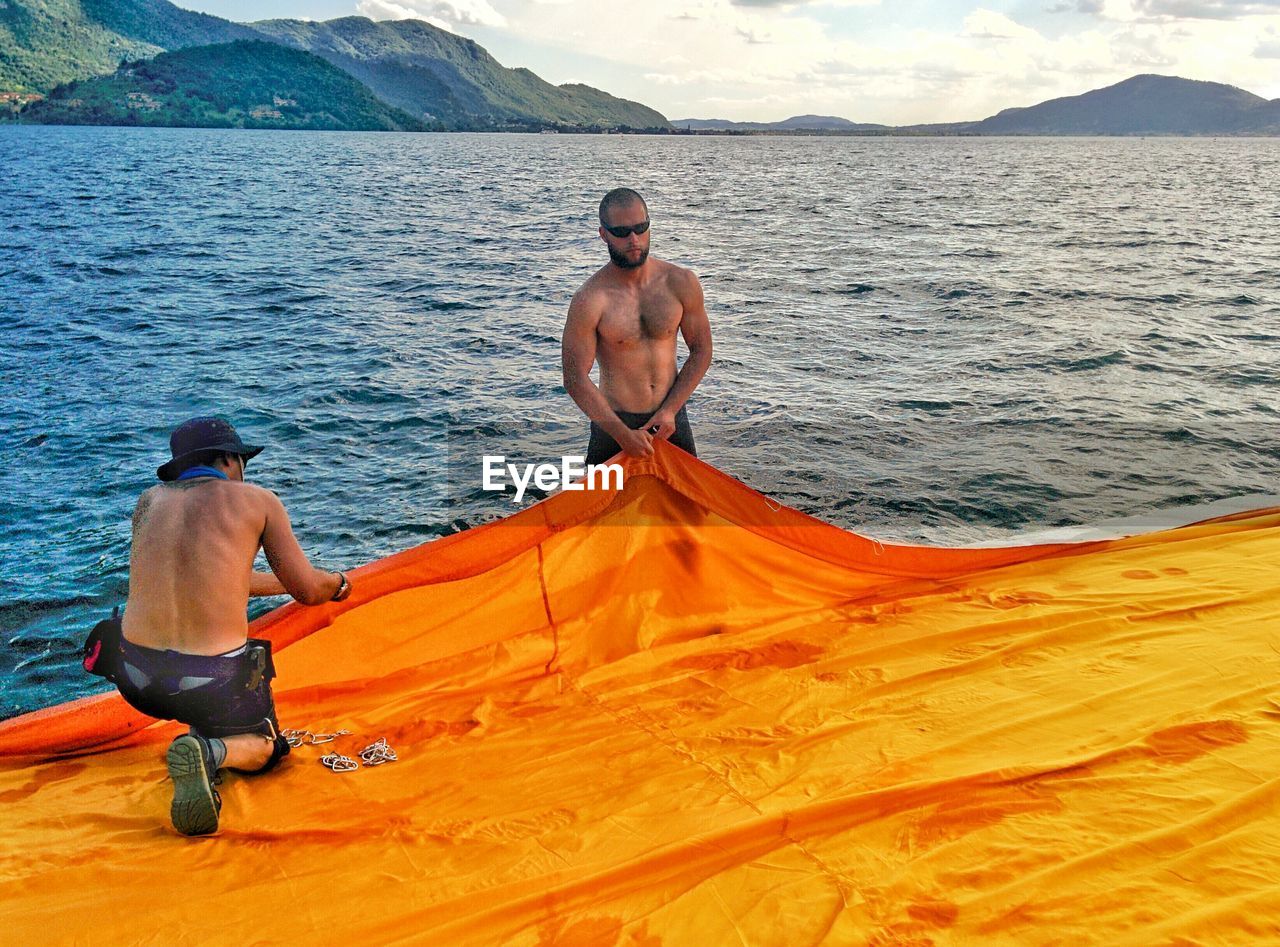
331;571;351;602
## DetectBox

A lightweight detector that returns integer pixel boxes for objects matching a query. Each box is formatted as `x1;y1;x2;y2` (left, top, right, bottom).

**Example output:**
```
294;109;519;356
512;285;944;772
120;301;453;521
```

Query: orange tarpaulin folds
2;443;1278;944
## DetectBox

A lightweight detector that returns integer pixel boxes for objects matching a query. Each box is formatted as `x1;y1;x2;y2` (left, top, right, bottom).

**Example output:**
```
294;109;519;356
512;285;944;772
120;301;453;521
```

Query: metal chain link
320;752;360;773
358;738;398;766
308;729;352;745
282;728;352;747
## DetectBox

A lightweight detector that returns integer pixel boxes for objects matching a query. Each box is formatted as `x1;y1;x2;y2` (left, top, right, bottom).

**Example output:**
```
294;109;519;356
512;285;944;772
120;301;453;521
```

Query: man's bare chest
597;293;683;345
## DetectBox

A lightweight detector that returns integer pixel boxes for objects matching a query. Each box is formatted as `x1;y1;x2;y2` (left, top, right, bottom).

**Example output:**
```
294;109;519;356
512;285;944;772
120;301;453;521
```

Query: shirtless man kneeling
562;188;712;464
94;417;352;836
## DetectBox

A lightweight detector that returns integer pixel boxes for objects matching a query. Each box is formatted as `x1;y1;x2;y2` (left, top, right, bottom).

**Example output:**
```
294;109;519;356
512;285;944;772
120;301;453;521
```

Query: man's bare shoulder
574;265;616;298
230;480;282;510
657;259;702;296
132;485;160;526
210;481;283;529
233;479;275;498
569;268;614;319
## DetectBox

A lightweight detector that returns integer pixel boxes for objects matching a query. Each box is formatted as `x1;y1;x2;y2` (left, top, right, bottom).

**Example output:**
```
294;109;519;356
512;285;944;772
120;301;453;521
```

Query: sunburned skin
562;197;713;457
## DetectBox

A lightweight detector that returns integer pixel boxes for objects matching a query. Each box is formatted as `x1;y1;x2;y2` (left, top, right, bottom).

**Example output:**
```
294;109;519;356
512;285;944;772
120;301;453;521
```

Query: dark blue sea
3;126;1279;720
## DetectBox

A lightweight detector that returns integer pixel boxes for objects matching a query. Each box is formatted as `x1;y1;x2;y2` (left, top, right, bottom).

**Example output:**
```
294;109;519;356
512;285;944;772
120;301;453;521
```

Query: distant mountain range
1;0;669;130
957;74;1280;135
674;115;887;132
680;76;1280;137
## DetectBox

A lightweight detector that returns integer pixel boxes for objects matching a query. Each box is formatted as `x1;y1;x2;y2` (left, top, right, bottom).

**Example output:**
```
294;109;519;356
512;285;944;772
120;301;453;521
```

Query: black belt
120;636;275;692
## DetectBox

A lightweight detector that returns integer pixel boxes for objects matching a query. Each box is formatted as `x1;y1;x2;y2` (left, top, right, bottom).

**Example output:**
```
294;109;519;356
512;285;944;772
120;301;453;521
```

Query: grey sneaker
166;734;222;836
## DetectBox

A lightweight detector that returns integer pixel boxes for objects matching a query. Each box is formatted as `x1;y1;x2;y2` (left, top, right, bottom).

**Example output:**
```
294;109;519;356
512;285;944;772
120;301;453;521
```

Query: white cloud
727;0;879;7
1256;23;1280;55
1131;0;1280;20
961;9;1043;41
1082;0;1280;19
357;0;507;28
1048;0;1106;12
643;67;779;86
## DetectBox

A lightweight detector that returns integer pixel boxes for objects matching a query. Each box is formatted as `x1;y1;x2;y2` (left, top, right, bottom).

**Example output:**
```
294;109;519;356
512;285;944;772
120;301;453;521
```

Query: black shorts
115;637;283;741
586;405;697;466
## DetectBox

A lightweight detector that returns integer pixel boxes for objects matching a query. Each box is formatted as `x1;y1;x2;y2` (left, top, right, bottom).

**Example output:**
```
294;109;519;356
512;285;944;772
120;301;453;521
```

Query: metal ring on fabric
320;753;359;773
358;738;398;766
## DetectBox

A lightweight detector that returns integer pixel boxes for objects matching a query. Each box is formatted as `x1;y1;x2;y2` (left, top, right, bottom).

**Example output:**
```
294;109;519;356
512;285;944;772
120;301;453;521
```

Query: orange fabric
2;443;1278;944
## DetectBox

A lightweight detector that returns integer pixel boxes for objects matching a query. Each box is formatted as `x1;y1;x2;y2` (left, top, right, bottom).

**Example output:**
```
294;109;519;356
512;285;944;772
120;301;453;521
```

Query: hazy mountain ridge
966;75;1280;135
674;115;887;132
683;76;1280;136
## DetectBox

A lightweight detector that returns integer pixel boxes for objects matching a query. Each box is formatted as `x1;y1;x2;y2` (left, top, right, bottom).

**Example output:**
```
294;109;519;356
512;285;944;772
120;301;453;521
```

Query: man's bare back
124;473;337;655
562;189;712;460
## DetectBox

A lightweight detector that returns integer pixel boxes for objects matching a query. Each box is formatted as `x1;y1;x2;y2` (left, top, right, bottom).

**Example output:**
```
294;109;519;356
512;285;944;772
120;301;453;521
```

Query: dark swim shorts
115;635;286;746
586;405;697;466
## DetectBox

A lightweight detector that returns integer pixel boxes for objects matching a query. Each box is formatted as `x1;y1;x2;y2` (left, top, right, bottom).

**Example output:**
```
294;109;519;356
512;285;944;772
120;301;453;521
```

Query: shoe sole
166;736;219;836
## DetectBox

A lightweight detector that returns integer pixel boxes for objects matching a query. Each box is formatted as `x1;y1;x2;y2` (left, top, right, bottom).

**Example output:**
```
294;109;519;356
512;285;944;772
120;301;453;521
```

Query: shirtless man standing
562;188;712;464
96;417;351;836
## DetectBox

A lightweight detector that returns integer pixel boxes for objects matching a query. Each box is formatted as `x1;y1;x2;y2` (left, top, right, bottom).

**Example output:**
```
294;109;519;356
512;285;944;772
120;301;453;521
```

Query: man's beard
608;244;648;269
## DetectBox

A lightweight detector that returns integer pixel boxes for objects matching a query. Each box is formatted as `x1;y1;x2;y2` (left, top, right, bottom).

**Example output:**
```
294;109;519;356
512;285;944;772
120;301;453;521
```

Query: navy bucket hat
157;417;264;482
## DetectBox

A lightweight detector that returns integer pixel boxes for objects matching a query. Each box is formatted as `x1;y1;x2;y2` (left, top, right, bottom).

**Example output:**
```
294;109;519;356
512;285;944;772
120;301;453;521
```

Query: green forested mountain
1;0;670;129
78;0;257;49
22;40;424;129
248;17;668;129
0;0;158;92
555;81;671;129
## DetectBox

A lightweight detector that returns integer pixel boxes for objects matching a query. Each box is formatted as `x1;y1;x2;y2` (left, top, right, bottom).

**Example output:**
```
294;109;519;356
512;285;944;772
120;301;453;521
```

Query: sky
182;0;1280;123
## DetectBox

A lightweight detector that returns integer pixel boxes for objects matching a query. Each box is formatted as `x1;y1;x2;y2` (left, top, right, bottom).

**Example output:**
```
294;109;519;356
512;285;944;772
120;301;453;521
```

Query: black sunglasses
603;220;650;238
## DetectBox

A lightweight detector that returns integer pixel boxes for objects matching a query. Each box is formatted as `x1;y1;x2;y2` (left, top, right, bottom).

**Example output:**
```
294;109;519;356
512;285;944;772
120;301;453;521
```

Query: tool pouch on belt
83;607;124;682
243;638;276;692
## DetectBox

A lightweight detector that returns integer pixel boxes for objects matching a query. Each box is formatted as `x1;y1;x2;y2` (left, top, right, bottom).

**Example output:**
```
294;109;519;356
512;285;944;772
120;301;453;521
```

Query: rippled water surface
3;126;1279;718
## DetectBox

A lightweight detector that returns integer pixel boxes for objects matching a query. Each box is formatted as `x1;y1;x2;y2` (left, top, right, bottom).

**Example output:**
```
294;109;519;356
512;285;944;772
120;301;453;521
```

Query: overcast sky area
181;0;1280;123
